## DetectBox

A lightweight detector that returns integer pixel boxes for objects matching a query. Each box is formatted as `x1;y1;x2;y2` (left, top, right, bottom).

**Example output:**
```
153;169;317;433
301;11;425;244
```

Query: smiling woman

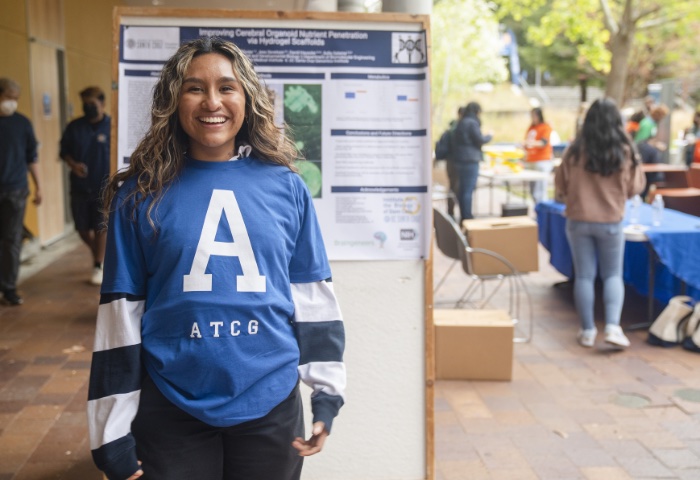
178;54;246;161
88;37;346;480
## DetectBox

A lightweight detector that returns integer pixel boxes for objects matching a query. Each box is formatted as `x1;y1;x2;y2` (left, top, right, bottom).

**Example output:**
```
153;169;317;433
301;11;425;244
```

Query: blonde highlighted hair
103;37;299;229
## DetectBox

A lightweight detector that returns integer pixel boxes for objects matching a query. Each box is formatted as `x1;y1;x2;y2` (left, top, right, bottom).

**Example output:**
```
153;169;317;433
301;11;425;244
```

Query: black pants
132;375;304;480
0;189;27;292
70;191;104;231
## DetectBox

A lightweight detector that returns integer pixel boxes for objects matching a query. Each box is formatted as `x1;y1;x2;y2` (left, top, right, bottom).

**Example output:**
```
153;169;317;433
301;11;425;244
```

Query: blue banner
120;25;428;68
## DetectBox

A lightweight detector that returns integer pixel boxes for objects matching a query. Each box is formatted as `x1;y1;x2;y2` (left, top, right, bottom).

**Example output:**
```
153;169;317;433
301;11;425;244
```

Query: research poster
117;21;431;260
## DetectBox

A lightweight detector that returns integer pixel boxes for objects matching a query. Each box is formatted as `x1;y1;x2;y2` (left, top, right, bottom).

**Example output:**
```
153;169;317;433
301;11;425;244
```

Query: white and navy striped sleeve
87;293;144;480
87;191;147;480
291;278;346;433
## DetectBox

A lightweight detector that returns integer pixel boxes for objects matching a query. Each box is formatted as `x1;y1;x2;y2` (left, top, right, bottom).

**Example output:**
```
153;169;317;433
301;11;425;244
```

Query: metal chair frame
433;207;534;343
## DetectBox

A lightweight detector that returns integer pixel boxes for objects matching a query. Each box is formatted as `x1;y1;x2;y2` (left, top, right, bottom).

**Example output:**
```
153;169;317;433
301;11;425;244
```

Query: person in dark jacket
0;78;42;306
636;139;662;198
60;86;111;286
448;102;492;222
442;106;464;220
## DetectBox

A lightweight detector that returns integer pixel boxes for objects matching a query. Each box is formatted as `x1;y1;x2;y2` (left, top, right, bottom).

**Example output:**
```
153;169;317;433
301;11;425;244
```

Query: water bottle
652;194;664;226
629;194;642;225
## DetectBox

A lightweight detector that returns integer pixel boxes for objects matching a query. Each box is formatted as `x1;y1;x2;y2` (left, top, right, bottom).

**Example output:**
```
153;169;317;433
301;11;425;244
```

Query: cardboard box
435;309;513;381
461;216;538;275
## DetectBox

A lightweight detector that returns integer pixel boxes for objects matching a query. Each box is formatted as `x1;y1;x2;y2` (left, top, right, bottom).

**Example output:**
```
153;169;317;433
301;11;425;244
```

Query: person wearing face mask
60;86;111;285
0;78;42;306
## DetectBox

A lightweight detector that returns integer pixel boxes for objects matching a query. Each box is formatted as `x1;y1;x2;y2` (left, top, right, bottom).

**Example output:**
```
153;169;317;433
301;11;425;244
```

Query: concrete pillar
305;0;338;11
382;0;432;14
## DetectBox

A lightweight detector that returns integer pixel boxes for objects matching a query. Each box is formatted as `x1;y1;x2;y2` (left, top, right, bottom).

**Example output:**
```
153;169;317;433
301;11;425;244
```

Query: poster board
113;8;434;480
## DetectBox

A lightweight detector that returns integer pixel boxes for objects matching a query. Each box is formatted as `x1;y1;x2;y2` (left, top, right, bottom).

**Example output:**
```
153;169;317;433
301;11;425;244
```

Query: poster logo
123;26;180;61
392;33;426;64
374;231;388;248
400;229;417;241
403;196;421;215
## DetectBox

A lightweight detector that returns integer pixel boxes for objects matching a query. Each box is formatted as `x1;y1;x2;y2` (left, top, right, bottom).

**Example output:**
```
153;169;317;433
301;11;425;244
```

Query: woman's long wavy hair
566;98;639;177
103;37;299;228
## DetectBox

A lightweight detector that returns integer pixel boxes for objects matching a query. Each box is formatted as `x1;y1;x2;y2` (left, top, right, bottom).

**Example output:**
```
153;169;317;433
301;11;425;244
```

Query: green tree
503;9;604;99
431;0;508;130
625;17;700;99
495;0;700;104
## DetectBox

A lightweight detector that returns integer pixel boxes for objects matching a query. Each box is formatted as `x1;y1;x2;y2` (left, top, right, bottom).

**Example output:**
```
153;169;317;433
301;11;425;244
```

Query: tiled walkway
1;208;700;479
0;243;102;479
433;235;700;479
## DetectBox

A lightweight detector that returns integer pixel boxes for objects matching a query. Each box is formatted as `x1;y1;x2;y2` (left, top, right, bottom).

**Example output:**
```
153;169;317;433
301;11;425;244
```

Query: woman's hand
292;421;328;457
68;159;89;177
126;461;143;479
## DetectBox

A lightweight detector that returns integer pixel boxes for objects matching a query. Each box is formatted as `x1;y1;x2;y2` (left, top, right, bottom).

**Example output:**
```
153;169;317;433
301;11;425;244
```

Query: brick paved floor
0;243;102;479
433;231;700;480
1;201;700;479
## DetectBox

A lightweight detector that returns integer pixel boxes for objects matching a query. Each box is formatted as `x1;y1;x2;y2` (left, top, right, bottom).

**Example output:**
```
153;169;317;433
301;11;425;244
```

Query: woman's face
178;53;246;161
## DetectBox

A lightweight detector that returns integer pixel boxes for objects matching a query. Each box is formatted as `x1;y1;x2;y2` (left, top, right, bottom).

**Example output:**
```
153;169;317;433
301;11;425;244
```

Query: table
655;187;700;197
536;200;700;308
641;164;688;173
622;224;659;328
483;145;525;160
642;163;688;173
641;164;689;189
479;169;550;215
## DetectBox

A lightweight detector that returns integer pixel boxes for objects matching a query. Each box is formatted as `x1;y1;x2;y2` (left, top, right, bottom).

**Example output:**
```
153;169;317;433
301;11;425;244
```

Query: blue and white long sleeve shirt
87;156;346;480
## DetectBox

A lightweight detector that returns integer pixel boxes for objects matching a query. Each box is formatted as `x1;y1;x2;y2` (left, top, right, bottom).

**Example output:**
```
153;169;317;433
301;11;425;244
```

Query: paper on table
624;223;649;242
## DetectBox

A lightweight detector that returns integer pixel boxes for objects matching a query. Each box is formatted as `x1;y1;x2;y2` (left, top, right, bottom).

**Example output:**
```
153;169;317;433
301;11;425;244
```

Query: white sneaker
605;324;630;348
90;267;103;286
577;328;597;347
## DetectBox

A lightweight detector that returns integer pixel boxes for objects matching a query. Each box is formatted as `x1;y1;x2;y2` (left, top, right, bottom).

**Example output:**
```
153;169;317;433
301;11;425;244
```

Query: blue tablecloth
536;200;700;303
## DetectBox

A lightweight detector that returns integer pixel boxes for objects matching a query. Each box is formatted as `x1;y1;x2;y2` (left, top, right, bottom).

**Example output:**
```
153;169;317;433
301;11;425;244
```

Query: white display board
115;12;431;261
113;9;433;480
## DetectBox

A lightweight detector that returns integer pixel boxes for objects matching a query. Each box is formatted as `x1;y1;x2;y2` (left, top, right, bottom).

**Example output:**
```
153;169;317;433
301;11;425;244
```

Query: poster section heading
120;25;428;68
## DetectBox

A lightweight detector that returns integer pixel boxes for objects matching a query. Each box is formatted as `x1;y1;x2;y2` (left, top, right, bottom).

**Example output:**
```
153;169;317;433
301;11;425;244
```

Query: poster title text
198;28;369;46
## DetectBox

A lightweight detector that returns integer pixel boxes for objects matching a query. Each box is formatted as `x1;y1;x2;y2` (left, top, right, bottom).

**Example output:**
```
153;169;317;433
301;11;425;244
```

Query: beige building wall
1;0;37;235
27;0;66;243
64;0;120;120
1;0;120;244
0;1;32;113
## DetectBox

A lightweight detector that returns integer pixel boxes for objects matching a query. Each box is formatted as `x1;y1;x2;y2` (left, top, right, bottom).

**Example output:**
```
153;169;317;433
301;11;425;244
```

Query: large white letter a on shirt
183;189;266;292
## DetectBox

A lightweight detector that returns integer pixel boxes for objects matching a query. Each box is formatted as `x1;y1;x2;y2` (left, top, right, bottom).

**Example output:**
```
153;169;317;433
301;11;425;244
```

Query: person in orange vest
524;107;553;204
625;111;645;139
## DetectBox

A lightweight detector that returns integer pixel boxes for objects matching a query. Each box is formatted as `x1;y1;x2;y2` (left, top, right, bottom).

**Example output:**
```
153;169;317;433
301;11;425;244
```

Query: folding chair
432;206;464;295
433;208;534;342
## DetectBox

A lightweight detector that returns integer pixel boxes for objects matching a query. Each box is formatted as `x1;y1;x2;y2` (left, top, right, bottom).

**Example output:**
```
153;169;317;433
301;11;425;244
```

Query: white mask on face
0;100;18;116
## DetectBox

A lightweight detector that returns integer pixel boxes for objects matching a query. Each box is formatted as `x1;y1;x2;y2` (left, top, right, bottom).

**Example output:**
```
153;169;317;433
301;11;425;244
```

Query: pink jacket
555;146;646;223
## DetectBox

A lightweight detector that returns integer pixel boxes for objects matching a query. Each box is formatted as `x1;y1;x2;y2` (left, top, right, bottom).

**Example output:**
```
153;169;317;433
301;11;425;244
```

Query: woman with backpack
450;102;492;222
